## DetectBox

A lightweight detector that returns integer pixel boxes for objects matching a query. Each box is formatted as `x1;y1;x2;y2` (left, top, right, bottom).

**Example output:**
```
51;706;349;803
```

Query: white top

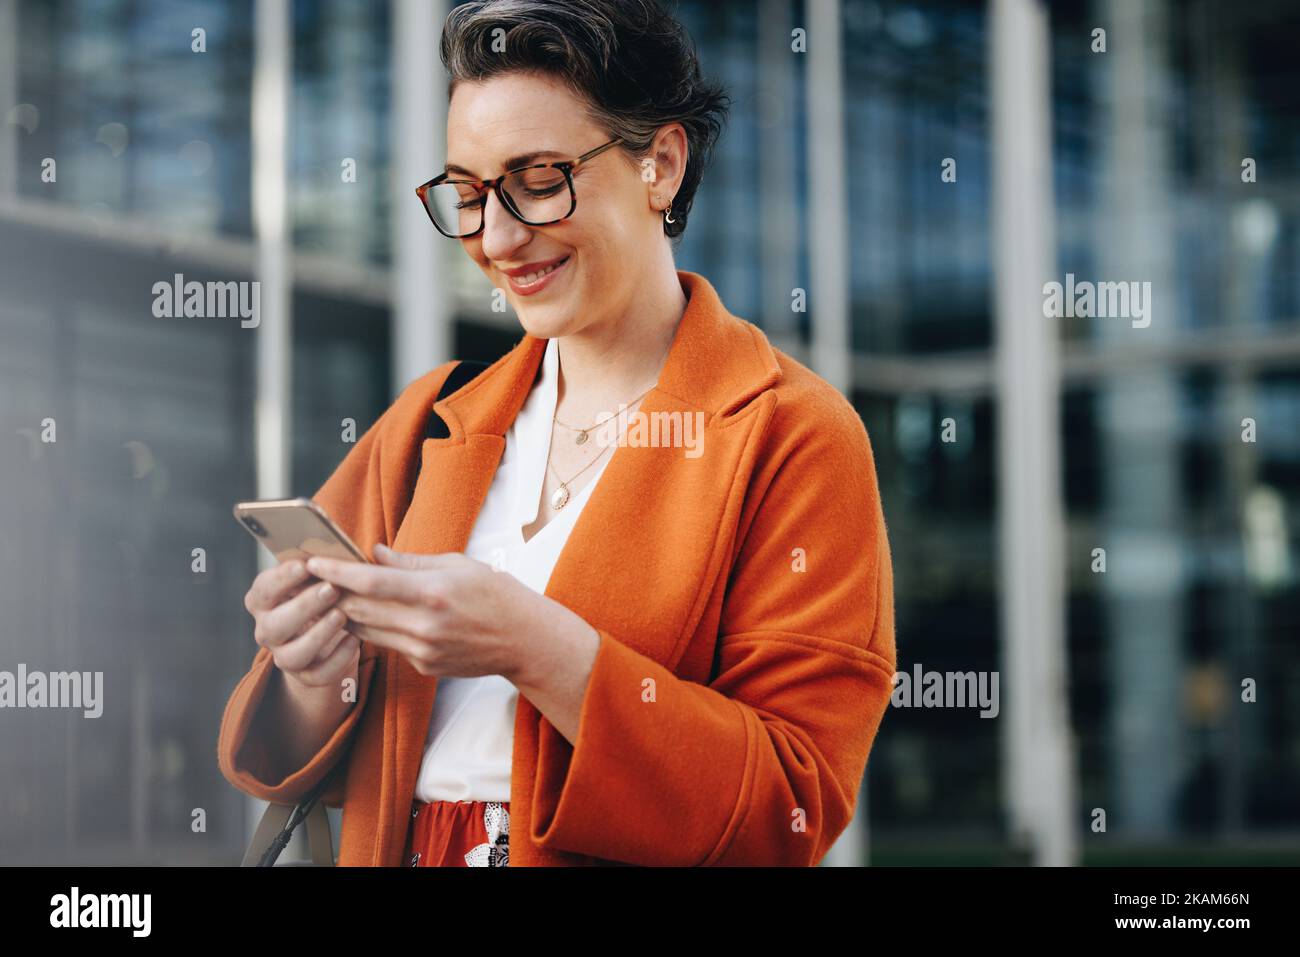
413;336;613;803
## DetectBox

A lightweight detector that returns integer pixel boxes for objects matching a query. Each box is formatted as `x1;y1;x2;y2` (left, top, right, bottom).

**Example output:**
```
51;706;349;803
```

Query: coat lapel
374;269;782;865
377;343;544;864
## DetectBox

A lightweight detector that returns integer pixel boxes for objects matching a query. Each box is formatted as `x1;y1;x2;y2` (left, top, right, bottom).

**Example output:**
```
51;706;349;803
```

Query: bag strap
241;772;336;866
428;359;491;440
241;784;335;867
404;358;491;506
240;358;492;867
406;357;491;511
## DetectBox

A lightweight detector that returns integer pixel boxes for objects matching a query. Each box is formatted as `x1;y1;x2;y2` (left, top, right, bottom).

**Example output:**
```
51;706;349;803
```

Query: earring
663;202;675;225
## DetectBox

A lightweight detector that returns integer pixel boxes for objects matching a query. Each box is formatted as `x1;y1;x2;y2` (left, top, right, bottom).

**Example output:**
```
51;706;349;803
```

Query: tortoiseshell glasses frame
415;137;624;238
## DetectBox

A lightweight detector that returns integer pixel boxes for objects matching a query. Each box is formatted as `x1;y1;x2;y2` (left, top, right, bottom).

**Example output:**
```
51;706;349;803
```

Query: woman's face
445;71;678;339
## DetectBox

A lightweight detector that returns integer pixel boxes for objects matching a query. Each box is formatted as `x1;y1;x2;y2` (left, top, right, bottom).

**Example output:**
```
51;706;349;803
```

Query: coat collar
432;269;782;443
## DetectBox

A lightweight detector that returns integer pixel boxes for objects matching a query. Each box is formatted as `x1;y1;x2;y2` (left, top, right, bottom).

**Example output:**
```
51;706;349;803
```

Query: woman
218;0;896;867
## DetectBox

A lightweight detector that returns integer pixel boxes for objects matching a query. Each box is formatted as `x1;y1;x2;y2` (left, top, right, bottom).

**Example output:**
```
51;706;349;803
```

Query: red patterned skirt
404;799;510;867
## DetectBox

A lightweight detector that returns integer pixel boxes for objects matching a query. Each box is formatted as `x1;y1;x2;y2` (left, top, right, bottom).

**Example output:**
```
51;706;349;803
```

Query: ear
643;123;689;211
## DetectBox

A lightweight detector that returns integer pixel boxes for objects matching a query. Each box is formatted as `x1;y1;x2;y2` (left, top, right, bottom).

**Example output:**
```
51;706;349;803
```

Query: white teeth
517;258;566;286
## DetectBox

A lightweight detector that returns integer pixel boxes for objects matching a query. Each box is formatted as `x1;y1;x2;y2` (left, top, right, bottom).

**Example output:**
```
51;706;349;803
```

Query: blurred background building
1;0;1297;865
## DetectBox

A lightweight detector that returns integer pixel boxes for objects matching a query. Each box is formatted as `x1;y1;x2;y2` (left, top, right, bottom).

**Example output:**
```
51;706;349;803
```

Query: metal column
758;0;800;355
805;0;851;396
1097;0;1184;842
248;0;293;849
990;0;1078;866
804;0;862;866
392;0;451;393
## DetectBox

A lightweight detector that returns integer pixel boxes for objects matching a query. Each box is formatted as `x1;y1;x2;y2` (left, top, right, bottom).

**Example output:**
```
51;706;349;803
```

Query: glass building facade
1;0;1297;865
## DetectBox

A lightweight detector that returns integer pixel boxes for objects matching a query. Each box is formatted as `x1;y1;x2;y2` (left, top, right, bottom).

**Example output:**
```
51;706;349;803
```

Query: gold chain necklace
544;337;670;508
553;384;655;445
545;390;652;509
544;426;615;510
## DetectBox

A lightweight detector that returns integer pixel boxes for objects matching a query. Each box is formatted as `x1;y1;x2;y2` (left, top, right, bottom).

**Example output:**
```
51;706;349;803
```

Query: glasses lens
424;181;484;236
502;167;572;225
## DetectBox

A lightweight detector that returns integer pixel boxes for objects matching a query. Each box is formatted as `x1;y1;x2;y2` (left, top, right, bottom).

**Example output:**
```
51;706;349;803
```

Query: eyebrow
444;150;566;179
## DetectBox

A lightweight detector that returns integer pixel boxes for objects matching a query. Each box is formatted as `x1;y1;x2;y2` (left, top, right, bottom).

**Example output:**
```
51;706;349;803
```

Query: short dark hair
439;0;731;241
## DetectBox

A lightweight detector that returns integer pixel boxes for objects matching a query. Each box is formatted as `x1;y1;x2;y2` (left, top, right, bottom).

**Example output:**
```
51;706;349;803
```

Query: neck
553;266;687;419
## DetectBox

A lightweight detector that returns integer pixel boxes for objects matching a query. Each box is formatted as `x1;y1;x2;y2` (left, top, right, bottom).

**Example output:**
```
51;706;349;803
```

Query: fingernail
318;582;335;599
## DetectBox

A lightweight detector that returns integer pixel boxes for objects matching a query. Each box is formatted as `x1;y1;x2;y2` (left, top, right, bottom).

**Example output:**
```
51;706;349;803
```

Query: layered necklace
540;335;665;509
545;383;656;510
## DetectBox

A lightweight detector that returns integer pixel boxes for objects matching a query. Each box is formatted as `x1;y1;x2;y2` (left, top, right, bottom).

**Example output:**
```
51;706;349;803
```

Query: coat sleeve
529;391;897;865
217;364;452;809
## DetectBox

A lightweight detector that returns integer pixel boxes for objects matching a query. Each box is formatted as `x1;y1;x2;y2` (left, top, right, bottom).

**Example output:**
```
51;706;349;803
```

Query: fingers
281;578;317;603
343;619;430;665
271;605;348;672
255;579;341;650
334;591;435;639
318;622;353;660
245;560;312;615
305;556;439;605
371;544;463;571
290;630;361;688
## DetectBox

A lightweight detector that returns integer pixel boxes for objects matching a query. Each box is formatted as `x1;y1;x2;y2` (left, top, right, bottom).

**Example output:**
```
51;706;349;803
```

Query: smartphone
232;497;369;564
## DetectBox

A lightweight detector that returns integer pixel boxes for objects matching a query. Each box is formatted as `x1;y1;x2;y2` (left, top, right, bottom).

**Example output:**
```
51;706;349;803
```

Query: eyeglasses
416;137;624;239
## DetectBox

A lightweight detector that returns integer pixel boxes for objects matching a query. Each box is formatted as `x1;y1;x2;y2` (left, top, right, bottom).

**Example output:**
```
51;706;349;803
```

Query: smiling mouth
511;256;570;288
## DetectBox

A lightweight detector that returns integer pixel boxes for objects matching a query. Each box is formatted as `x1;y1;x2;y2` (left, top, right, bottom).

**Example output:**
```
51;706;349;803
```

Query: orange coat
217;269;896;866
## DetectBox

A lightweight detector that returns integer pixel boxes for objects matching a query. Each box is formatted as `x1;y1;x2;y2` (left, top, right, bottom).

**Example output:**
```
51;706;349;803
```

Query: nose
478;186;531;261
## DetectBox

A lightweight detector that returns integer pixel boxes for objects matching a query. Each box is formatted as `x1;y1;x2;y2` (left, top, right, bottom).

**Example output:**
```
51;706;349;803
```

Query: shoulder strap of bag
426;359;492;441
240;358;492;867
406;357;491;512
240;782;335;867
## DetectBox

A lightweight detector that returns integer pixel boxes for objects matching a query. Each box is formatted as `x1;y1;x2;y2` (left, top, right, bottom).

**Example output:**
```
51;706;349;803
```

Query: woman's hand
305;544;602;744
303;544;581;683
243;559;359;690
